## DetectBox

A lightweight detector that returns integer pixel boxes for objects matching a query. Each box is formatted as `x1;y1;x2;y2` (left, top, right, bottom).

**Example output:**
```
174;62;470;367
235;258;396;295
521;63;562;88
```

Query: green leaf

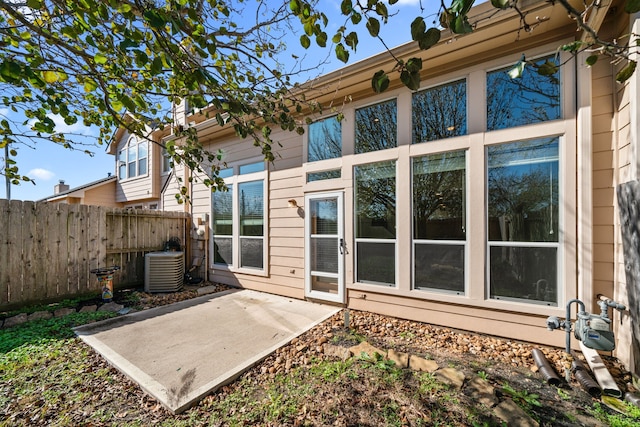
300;34;311;49
345;32;358;51
335;43;349;63
537;60;558;76
94;53;108;64
26;0;43;8
491;0;510;9
289;0;301;14
585;55;598;66
411;17;426;41
316;32;327;48
366;17;380;37
341;0;352;15
452;15;473;34
83;78;98;92
143;10;166;29
405;57;423;73
560;41;583;52
418;28;441;50
508;56;526;79
616;60;637;83
371;70;389;93
400;70;421;91
42;71;59;83
626;0;640;13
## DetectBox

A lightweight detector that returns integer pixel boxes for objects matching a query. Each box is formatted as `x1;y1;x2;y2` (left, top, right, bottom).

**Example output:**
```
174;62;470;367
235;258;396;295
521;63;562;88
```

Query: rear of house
160;0;639;373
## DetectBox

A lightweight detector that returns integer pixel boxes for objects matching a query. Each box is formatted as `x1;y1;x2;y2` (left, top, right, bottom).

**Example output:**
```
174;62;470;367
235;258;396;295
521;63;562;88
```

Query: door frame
304;191;345;304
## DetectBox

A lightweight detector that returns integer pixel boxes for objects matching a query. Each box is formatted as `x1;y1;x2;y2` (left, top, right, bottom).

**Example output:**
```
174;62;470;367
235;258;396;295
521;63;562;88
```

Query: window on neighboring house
118;136;148;180
211;162;266;271
413;150;466;294
308;116;342;162
487;137;559;305
161;147;171;173
486;55;561;131
412;79;467;144
355;99;397;154
354;160;396;286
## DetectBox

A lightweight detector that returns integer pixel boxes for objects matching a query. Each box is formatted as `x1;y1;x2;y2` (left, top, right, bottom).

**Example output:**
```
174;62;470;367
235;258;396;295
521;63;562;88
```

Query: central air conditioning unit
144;251;184;293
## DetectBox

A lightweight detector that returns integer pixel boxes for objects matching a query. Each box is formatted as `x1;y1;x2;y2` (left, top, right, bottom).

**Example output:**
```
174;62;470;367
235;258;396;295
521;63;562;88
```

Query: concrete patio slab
74;289;340;414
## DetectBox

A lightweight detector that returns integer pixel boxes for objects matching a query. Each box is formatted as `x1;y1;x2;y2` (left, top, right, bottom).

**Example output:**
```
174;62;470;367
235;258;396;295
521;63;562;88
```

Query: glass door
305;192;344;303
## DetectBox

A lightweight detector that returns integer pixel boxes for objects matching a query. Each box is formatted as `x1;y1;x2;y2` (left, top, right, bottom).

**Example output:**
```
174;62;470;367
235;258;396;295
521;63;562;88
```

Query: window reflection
355;99;397;154
308;116;342;162
413;151;466;294
487;137;559;305
412;79;467;143
487;56;560;131
354;161;396;286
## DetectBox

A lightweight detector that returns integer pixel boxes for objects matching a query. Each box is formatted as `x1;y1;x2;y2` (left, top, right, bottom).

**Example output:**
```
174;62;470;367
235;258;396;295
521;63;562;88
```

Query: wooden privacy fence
0;199;189;310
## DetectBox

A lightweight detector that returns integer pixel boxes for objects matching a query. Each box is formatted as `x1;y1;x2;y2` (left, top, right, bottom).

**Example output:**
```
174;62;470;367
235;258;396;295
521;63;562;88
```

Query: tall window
412;79;467;143
211;162;266;271
413;150;466;293
308;116;342;162
355;99;397;154
354;161;396;285
486;55;560;131
487;137;559;305
118;136;148;180
161;147;171;173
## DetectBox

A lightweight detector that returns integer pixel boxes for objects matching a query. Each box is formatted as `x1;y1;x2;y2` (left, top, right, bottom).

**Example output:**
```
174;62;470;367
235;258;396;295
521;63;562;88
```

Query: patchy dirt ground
2;285;638;426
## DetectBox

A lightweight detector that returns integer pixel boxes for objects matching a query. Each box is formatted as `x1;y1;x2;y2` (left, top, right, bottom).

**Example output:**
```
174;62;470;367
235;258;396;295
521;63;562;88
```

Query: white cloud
27;168;55;181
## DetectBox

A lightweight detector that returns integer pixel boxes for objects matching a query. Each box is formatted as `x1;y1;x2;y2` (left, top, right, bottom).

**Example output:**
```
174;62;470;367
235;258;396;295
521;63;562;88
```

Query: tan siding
83;182;120;207
346;291;565;348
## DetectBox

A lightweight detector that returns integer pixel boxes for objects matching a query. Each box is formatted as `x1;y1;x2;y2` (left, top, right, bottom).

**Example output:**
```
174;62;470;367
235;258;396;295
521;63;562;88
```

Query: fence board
0;201;188;310
7;200;23;305
0;200;10;305
22;201;37;302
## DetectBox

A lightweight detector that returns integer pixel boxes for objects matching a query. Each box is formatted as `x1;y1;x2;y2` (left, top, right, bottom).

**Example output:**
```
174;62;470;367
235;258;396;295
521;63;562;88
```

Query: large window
487;137;559;305
486;55;560;131
355;99;397;154
308;116;342;162
412;79;467;143
413;150;466;293
211;161;266;271
118;136;148;180
354;161;396;286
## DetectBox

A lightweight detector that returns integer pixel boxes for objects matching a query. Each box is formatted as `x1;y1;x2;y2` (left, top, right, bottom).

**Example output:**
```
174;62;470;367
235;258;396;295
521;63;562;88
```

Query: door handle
339;238;344;255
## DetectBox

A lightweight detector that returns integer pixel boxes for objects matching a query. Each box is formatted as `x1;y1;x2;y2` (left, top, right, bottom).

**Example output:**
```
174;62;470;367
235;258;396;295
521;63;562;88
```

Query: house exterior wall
612;13;640;375
115;129;161;205
82;181;121;207
161;1;639;355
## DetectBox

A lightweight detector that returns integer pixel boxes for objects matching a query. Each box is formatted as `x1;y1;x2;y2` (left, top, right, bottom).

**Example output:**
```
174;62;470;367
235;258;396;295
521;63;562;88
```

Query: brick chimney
54;180;69;195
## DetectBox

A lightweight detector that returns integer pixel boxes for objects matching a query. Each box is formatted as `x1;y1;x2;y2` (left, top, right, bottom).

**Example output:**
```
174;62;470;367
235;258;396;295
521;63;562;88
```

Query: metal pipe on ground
625;392;640;408
532;348;562;386
579;342;622;398
571;351;602;398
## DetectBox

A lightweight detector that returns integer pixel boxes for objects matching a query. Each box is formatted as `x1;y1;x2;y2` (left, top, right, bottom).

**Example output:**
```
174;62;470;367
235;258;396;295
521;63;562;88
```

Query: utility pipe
579;341;622;398
532;348;562;386
571;351;601;397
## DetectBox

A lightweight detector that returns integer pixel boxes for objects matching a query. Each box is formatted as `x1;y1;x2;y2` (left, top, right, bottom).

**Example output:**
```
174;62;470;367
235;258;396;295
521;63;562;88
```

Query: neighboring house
161;0;640;374
39;176;121;207
106;124;172;210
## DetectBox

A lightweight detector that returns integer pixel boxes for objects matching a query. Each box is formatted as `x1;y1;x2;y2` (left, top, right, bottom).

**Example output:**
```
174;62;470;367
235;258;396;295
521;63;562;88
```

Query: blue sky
2;0;435;201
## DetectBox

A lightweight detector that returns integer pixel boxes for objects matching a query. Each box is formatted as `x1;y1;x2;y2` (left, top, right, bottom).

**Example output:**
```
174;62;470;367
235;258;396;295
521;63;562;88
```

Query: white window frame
211;160;268;275
118;135;148;181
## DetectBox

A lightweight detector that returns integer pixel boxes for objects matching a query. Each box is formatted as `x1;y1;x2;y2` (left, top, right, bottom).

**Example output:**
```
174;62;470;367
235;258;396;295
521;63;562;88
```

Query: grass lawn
2;298;640;426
